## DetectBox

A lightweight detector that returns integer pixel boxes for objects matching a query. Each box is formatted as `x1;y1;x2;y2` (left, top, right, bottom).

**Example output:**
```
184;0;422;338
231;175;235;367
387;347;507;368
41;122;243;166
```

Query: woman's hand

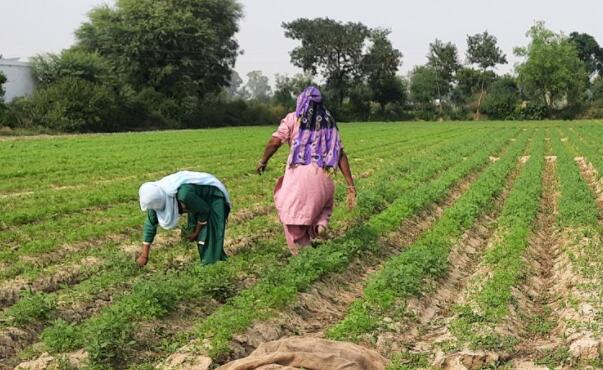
187;231;200;242
346;186;357;209
136;251;149;268
338;150;356;210
187;220;207;242
256;160;267;175
137;243;151;267
257;137;282;175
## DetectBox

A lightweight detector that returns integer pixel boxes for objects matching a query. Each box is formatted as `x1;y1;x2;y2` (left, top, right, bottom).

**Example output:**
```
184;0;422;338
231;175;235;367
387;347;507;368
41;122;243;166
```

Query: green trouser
195;197;229;265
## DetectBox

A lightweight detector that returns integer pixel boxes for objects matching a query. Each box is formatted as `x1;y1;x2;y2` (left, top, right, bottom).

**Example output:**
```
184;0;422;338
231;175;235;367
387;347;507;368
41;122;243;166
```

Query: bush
18;77;116;132
0;70;6;100
582;99;603;119
0;71;6;121
482;76;521;120
31;49;112;87
41;319;81;352
14;77;148;132
6;291;56;325
188;97;286;127
514;101;548;120
83;312;134;365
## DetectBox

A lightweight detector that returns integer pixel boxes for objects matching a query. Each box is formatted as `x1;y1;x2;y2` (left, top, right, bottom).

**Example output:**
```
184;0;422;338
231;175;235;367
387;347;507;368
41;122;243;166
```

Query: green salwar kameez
143;184;229;265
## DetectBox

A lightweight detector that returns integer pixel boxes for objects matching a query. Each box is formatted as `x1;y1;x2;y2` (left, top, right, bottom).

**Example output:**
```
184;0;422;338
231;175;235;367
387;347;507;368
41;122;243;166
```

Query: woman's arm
338;149;356;209
187;220;208;242
179;186;210;242
257;137;282;174
137;243;151;267
138;210;158;267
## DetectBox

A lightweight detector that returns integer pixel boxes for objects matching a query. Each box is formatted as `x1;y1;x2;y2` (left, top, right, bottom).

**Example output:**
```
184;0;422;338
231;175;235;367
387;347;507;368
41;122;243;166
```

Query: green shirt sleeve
178;184;210;221
143;209;159;243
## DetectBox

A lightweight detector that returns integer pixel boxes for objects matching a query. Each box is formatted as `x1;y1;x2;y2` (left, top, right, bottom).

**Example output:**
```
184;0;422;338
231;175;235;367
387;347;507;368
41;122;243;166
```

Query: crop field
1;120;603;370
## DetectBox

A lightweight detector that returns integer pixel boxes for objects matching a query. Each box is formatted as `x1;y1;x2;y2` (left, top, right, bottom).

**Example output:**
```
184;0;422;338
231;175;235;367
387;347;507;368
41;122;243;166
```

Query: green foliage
427;39;461;111
245;70;272;101
569;32;603;78
551;133;598;227
83;310;135;365
6;291;57;325
515;22;589;115
409;65;439;120
40;319;81;353
466;31;507;71
362;29;404;113
273;73;314;111
482;76;521;119
194;128;515;358
477;134;544;320
31;49;111;87
282;18;406;120
5;123;603;367
76;0;242;98
283;17;370;106
0;70;6;100
15;77;141;132
454;67;495;101
388;351;430;370
0;71;6;121
466;31;507;118
449;132;545;350
328;131;525;342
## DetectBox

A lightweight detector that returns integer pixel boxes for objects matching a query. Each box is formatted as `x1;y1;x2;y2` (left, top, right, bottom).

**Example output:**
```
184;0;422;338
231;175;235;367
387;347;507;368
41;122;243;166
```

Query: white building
0;58;36;102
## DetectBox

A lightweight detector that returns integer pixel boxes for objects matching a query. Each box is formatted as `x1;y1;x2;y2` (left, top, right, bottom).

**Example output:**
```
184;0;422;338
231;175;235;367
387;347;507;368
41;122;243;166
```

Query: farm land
1;120;603;370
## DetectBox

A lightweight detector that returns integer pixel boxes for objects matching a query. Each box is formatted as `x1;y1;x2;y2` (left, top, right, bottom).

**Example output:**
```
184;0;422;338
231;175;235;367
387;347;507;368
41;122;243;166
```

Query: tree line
0;0;602;133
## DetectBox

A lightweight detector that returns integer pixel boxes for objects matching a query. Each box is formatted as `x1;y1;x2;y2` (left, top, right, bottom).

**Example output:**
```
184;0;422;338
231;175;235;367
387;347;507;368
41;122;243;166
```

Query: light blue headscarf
139;171;231;229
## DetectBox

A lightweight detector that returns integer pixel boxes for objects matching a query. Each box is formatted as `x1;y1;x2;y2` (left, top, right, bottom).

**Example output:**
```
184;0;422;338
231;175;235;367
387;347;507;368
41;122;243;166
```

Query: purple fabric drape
290;86;342;169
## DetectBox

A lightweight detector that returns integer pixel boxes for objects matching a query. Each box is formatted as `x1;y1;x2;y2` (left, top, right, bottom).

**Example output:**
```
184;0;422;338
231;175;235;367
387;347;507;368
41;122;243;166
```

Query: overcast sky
2;0;602;85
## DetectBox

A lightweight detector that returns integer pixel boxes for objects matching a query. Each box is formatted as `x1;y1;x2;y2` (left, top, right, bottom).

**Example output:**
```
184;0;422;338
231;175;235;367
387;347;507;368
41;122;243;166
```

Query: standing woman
257;86;356;255
137;171;231;267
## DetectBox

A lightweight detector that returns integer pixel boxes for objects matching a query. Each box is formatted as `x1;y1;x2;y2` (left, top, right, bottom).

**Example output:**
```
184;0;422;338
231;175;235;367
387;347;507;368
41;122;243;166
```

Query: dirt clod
433;350;500;370
160;352;212;370
569;337;603;360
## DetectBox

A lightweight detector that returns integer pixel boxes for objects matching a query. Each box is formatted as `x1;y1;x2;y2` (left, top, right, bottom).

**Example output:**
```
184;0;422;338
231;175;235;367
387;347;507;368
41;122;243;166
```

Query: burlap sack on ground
217;337;386;370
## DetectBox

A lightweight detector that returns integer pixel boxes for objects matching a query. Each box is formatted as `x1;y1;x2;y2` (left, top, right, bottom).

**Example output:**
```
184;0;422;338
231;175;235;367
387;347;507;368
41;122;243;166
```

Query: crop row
446;131;544;353
326;129;531;344
553;130;599;227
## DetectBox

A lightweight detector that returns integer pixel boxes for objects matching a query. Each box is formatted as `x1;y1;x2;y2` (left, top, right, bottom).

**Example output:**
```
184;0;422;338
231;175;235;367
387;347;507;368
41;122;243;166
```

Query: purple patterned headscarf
290;86;342;169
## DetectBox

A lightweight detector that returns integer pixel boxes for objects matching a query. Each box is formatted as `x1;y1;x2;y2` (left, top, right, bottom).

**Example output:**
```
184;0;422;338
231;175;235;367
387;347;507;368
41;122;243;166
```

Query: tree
283;18;370;107
515;22;589;115
245;71;272;101
362;29;403;113
569;32;603;78
274;73;314;110
453;67;495;104
466;31;507;119
76;0;242;98
426;39;461;115
0;71;6;102
225;70;243;99
0;70;6;120
410;65;439;119
591;76;603;101
482;75;521;119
